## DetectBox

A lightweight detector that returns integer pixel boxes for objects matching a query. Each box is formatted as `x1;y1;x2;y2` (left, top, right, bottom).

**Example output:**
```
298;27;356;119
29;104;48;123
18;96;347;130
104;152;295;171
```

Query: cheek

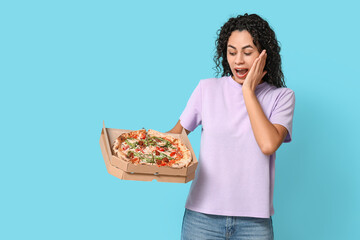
247;56;258;66
226;57;232;67
227;55;235;65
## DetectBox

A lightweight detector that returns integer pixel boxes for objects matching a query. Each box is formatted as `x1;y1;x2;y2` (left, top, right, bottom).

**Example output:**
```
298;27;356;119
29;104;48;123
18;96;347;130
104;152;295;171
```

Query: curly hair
213;13;286;88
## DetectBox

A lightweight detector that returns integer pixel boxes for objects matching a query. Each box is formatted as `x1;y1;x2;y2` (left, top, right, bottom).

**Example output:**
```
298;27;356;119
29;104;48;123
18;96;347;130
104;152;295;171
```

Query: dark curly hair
213;13;286;88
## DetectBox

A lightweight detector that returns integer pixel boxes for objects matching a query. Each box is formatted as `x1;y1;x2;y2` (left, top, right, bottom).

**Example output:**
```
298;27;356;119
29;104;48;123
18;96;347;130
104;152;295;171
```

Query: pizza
112;129;192;168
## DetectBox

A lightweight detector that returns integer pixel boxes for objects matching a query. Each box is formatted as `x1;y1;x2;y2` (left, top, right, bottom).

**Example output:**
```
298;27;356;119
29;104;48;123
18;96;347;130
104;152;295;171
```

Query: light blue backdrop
1;0;359;239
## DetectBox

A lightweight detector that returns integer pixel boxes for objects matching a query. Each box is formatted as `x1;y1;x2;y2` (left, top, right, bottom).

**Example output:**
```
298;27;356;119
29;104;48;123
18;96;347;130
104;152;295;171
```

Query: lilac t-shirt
180;76;295;218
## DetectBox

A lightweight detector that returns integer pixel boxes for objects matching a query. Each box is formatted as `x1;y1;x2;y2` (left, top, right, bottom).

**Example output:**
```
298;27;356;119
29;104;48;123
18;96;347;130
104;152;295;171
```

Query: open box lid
102;121;198;177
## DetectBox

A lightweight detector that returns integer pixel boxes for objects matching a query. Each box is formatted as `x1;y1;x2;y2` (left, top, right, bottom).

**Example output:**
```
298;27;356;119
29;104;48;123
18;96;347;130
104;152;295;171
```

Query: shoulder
276;87;295;102
262;83;295;99
257;84;295;109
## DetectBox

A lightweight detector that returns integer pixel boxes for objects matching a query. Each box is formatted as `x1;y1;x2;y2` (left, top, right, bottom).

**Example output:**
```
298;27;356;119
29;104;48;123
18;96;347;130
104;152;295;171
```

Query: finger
261;71;267;79
254;59;262;74
260;50;266;60
259;51;267;69
254;51;266;73
260;49;266;58
262;51;267;62
250;57;259;72
258;52;265;63
258;54;265;70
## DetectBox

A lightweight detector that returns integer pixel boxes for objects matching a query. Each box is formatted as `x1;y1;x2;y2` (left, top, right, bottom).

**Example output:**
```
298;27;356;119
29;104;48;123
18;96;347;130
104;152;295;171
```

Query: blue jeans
181;208;274;240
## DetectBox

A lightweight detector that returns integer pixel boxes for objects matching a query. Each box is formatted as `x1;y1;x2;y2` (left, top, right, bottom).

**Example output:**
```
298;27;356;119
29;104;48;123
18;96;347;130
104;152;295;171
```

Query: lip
234;68;249;79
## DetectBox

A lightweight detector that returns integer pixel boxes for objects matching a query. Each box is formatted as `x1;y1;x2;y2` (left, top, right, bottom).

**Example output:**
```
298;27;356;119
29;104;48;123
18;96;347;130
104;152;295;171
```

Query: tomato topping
135;148;144;153
170;152;176;157
156;147;165;152
140;133;146;139
164;137;172;143
162;157;169;163
155;150;160;156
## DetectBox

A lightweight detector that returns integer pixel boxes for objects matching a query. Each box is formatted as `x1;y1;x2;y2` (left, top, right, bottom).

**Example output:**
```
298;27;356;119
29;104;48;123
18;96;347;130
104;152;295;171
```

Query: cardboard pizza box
99;121;198;183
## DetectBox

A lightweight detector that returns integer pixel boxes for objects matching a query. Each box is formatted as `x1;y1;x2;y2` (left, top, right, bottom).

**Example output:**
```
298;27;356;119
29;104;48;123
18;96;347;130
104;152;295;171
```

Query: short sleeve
179;81;202;132
269;89;295;143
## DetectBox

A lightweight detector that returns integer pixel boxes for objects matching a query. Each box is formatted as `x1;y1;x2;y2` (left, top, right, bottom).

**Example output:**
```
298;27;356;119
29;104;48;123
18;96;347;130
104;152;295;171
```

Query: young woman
168;13;295;240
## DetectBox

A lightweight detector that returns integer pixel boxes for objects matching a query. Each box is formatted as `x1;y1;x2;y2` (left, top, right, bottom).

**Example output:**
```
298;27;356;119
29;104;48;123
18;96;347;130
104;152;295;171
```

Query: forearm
167;120;190;135
242;87;280;155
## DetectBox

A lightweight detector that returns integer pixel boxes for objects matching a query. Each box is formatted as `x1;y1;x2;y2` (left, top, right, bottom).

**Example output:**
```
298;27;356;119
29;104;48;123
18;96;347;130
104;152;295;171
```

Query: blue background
1;0;359;239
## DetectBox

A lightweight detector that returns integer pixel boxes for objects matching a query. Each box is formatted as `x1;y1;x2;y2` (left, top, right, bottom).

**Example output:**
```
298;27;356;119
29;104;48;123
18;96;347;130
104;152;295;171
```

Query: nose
235;53;244;65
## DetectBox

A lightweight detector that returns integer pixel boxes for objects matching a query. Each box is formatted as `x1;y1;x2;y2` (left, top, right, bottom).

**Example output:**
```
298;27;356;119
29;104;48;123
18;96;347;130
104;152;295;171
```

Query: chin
237;80;244;85
232;75;245;85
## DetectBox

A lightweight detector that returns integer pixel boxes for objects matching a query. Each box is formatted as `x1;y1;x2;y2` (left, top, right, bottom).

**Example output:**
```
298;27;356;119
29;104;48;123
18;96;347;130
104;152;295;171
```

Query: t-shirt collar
227;75;267;90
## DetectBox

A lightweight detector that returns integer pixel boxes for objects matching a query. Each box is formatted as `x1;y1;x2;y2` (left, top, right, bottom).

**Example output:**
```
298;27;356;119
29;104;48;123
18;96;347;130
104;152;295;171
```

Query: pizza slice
147;129;192;168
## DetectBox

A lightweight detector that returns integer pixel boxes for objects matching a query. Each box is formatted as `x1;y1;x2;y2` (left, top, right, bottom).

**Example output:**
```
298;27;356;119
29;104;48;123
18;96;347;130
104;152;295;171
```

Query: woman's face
227;30;261;85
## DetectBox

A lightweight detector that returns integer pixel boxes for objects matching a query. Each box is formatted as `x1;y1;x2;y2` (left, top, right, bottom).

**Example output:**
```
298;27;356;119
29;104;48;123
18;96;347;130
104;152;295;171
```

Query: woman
168;13;295;240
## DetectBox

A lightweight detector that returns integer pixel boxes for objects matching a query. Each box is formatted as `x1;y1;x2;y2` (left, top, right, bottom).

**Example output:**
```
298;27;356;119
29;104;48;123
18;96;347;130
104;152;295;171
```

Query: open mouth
235;69;248;79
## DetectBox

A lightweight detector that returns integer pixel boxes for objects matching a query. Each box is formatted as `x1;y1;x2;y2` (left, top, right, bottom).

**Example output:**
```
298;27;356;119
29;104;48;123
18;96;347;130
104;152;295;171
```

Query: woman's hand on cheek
243;50;267;92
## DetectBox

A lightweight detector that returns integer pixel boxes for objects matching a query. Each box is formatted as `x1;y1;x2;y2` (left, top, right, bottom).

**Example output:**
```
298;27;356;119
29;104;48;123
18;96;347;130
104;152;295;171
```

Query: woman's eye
229;52;236;56
244;52;252;56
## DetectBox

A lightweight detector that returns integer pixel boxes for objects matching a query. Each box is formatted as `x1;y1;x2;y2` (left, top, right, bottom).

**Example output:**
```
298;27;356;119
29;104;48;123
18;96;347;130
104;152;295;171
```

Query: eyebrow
228;44;254;50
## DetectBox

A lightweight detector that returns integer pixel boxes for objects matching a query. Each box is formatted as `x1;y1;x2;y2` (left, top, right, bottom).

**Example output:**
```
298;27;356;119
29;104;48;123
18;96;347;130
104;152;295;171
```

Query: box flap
102;121;113;161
